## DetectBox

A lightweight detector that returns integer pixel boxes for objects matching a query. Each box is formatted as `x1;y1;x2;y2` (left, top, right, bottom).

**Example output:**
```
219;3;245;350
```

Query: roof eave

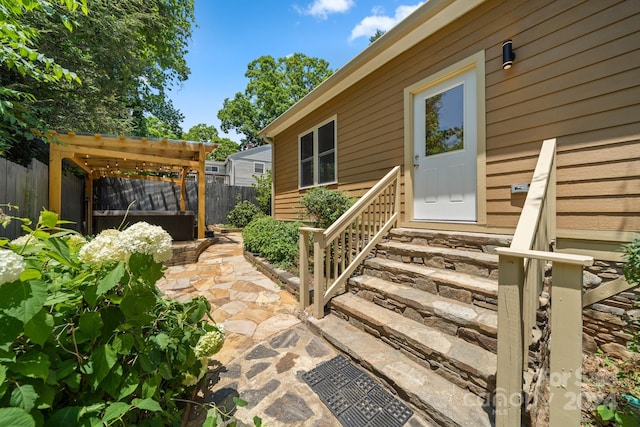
260;0;486;140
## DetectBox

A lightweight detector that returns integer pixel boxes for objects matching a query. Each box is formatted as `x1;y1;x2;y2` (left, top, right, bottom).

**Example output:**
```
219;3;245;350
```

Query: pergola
48;132;217;239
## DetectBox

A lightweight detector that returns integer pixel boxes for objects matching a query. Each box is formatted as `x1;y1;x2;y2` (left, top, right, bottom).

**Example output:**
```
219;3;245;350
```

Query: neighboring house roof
260;0;486;140
227;145;272;163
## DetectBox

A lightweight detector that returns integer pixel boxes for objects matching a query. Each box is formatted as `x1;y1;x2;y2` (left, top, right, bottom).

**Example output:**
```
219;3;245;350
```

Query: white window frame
298;115;337;189
254;162;265;174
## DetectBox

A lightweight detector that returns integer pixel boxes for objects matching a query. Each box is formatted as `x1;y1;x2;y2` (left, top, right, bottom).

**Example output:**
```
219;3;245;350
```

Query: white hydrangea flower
193;326;225;358
0;249;26;285
78;229;128;265
10;234;35;248
182;357;209;386
78;222;172;266
181;373;198;387
64;234;87;247
118;222;173;263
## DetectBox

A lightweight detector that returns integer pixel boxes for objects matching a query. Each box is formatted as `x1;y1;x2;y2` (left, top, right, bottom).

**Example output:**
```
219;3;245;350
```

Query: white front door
413;68;477;222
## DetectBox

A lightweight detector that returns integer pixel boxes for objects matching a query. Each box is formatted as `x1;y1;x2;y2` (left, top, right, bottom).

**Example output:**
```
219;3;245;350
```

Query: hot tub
92;210;195;241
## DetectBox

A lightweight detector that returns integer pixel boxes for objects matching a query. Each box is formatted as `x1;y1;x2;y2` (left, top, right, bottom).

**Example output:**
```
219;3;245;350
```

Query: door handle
414;155;419;168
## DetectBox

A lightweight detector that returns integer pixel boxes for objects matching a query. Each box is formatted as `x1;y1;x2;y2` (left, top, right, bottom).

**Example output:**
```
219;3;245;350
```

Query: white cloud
299;0;355;19
350;2;425;41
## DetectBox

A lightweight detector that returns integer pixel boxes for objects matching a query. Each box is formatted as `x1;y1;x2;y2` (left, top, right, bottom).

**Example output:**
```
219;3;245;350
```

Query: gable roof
260;0;486;141
228;144;272;162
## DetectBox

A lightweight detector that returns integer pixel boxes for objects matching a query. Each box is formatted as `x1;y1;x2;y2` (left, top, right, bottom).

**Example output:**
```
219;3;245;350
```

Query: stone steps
331;292;497;397
304;227;513;424
349;275;498;353
387;227;512;254
376;240;500;279
363;257;499;312
306;313;493;427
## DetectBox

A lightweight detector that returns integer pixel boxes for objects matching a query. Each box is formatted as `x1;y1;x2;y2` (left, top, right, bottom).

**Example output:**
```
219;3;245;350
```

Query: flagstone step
388;228;512;254
362;257;499;311
376;240;500;279
306;313;493;427
331;292;497;397
348;275;498;353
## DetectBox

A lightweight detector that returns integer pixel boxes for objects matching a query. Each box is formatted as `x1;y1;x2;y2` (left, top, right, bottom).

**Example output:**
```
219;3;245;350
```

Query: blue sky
169;0;425;142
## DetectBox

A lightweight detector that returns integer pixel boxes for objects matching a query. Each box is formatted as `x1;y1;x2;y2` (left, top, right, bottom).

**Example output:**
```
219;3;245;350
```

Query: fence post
549;261;584;427
495;253;525;426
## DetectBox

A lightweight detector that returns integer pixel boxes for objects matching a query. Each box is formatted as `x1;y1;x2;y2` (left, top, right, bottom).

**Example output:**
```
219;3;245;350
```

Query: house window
299;117;336;188
254;162;265;174
206;165;219;173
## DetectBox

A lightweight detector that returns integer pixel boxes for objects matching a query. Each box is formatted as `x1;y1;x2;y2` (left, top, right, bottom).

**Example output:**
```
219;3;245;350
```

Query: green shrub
226;200;262;228
593;236;640;425
300;187;354;229
0;210;224;426
623;237;640;289
243;216;300;268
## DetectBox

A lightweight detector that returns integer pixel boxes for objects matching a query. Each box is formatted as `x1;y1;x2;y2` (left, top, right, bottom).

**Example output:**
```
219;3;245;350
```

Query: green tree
210;137;240;161
0;0;87;156
144;116;179;139
1;0;195;163
252;169;272;215
183;123;218;142
218;53;333;148
369;29;386;43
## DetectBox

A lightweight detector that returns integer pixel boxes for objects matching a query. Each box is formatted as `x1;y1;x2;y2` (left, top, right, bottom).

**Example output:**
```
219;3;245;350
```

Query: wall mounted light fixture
502;39;516;70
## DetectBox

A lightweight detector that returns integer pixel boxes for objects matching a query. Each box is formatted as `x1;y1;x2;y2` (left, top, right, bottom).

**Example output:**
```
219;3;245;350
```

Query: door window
425;84;464;156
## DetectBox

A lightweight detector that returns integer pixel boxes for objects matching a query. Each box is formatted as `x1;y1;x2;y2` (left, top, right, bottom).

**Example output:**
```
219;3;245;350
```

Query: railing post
496;253;525;427
299;229;310;310
394;168;401;222
523;257;543;370
313;230;325;319
549;261;583;427
546;138;557;245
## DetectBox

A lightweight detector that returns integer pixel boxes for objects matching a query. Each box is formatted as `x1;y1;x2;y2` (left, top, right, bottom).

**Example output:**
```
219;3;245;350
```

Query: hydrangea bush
0;210;224;426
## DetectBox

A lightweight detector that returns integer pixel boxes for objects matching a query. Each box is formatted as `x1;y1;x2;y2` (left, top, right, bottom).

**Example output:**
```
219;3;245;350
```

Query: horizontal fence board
95;178;258;226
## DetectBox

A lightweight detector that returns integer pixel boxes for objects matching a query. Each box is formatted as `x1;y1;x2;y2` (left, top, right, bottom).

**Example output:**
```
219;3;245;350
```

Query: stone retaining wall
581;260;638;359
166;239;216;266
243;251;300;298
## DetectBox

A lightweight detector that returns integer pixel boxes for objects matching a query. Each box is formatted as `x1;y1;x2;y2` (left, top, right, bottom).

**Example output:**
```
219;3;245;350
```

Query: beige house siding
272;0;639;238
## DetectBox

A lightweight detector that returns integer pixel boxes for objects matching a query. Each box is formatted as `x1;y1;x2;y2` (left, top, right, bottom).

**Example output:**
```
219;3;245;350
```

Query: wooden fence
94;177;257;226
1;158;258;238
0;158;84;239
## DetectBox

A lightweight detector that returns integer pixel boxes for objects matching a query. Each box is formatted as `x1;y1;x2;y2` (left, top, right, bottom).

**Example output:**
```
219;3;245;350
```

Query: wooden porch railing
495;138;594;427
299;166;401;318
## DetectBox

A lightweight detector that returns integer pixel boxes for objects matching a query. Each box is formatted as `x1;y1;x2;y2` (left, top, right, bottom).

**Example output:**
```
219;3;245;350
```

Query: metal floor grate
302;355;413;427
